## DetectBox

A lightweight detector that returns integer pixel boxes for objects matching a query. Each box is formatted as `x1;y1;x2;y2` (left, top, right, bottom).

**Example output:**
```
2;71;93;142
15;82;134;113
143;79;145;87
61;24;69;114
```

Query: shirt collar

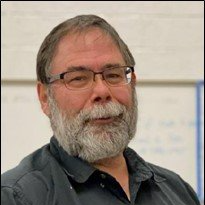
124;147;153;182
50;136;165;184
124;147;166;183
50;137;96;183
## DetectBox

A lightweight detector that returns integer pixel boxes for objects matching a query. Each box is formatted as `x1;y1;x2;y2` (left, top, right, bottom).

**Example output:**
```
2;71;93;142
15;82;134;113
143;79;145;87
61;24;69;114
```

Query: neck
92;153;127;175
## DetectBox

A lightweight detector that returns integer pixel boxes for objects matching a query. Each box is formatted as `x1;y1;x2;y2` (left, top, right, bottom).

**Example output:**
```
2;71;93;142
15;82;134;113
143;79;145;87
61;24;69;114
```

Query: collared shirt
2;137;200;205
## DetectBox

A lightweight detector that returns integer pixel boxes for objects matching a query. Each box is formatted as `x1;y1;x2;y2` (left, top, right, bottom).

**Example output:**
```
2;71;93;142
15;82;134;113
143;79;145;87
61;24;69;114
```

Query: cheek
68;94;88;112
53;87;91;113
111;86;133;108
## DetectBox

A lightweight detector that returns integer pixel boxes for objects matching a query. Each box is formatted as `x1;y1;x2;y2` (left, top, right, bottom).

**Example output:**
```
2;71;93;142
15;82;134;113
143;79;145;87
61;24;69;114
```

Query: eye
70;76;88;82
64;71;90;83
106;73;121;78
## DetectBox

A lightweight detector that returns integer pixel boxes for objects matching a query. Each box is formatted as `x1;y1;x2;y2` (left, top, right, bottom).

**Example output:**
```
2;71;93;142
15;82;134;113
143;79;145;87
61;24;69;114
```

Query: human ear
37;82;50;116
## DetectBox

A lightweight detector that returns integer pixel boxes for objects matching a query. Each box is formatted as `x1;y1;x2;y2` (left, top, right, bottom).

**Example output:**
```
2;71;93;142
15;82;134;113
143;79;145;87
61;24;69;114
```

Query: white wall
2;1;204;80
1;1;204;200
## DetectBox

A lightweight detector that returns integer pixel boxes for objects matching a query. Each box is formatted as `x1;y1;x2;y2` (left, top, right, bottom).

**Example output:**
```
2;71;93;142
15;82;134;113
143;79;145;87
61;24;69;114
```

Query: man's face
50;28;133;113
41;28;138;162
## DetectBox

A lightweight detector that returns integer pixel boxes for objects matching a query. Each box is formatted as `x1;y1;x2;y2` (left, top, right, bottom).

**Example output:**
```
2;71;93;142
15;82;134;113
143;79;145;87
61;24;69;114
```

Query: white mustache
77;102;126;122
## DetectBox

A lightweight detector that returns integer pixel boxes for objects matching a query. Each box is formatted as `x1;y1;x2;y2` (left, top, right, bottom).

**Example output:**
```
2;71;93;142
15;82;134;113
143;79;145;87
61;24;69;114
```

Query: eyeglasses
46;66;134;90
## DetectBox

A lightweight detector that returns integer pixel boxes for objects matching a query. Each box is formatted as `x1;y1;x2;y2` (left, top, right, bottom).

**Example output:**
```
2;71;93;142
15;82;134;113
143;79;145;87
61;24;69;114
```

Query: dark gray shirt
1;137;200;205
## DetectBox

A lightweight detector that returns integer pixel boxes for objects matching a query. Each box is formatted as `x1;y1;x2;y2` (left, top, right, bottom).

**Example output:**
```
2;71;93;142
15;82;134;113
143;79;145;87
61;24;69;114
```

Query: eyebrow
65;66;88;72
66;63;122;72
102;63;122;70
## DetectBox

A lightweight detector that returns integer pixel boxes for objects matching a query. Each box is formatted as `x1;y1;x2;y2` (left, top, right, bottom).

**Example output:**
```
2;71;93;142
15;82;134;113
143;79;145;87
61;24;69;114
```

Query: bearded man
1;15;200;205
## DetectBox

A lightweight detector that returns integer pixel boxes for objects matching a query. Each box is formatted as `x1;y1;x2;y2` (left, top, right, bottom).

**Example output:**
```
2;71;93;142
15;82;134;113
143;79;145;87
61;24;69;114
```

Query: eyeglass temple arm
46;73;65;84
126;67;134;74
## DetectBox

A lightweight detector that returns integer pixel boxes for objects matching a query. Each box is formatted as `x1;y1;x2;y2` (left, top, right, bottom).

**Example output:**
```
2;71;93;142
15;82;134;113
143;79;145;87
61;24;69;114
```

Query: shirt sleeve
1;187;28;205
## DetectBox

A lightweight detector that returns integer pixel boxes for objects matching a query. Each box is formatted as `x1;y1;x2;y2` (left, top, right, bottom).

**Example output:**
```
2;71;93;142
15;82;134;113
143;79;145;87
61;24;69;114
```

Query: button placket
100;173;106;188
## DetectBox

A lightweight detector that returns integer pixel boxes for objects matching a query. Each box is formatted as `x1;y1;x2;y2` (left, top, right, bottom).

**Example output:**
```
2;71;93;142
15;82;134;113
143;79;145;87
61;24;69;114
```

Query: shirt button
100;183;105;188
100;174;106;179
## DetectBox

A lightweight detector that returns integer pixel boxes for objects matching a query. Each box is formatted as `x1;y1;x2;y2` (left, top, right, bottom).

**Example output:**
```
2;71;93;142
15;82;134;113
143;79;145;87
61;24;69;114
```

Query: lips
90;117;113;124
96;117;111;120
86;114;123;125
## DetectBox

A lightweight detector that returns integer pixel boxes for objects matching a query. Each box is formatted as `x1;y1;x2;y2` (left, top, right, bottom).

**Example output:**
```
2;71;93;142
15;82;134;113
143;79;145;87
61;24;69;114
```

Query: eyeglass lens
63;67;132;90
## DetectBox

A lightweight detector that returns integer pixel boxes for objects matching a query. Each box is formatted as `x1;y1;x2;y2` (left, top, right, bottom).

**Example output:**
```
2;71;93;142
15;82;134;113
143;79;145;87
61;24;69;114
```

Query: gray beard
48;89;138;163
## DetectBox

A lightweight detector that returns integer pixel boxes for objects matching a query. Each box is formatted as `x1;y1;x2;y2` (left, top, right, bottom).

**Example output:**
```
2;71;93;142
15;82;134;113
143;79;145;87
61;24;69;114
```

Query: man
1;15;200;205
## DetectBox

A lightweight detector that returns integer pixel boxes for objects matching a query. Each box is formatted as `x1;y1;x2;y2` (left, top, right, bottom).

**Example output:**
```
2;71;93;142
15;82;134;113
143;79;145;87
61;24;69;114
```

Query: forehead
57;28;115;53
51;28;125;73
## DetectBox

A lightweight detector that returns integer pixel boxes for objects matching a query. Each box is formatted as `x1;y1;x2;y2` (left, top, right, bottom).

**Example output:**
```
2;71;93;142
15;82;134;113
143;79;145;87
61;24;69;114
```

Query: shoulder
126;147;195;192
148;162;189;186
1;144;56;204
126;147;200;204
2;144;50;187
147;162;200;204
148;162;182;181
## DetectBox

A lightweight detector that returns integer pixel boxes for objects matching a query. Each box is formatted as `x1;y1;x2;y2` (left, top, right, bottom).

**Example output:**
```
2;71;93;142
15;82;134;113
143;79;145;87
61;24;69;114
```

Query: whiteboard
1;84;198;192
130;85;197;190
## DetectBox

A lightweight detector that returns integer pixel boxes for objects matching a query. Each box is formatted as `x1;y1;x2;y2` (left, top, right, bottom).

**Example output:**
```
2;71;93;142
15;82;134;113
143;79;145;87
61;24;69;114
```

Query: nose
90;74;112;104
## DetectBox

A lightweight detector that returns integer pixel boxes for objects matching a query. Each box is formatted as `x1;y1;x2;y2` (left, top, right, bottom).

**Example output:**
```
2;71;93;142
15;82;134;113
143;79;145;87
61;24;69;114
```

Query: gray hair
36;14;135;84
